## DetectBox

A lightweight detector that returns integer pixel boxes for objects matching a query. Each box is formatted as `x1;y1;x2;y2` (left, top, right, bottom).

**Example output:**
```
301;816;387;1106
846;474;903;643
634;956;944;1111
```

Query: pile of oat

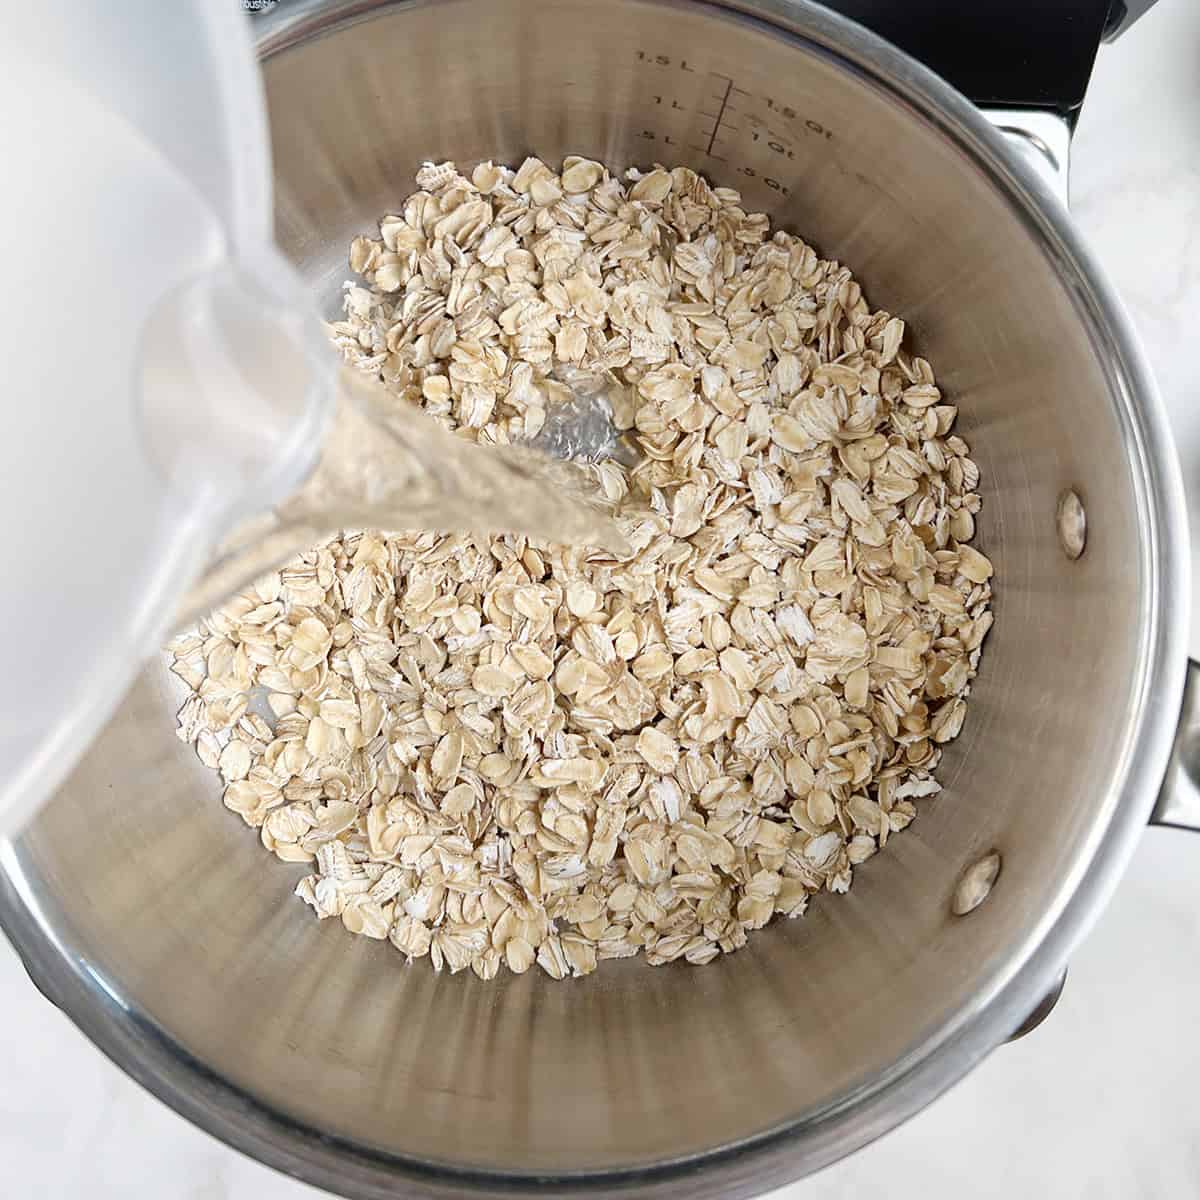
169;157;992;980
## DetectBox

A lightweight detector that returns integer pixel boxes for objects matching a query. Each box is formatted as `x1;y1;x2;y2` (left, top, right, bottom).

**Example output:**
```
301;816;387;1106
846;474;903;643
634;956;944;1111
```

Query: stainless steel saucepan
3;1;1197;1196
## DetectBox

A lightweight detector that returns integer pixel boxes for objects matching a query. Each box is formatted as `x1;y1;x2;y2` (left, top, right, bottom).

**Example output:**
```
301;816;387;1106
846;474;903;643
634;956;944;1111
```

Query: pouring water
175;364;630;628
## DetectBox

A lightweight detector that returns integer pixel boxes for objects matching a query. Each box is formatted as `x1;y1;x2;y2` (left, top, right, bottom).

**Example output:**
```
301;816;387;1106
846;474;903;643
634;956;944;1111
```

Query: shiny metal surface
0;1;1189;1196
1005;969;1069;1042
982;109;1072;205
1153;659;1200;830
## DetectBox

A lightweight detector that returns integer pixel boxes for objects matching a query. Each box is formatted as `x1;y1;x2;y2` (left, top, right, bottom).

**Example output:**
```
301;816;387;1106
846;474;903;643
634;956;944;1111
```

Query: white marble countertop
5;2;1200;1196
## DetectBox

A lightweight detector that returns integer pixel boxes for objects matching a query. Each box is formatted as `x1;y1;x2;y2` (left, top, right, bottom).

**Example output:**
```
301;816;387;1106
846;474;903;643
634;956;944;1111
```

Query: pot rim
1;0;1189;1196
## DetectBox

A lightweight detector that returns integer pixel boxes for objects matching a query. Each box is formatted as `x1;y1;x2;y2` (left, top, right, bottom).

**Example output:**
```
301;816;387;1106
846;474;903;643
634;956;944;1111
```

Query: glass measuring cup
0;0;621;835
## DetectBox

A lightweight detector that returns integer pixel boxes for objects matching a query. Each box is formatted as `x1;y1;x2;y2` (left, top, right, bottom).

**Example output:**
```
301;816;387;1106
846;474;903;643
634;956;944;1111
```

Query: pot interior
3;0;1161;1189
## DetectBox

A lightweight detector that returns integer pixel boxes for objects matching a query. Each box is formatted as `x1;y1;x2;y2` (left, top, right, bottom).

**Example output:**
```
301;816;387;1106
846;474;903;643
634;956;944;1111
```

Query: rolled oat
170;156;992;980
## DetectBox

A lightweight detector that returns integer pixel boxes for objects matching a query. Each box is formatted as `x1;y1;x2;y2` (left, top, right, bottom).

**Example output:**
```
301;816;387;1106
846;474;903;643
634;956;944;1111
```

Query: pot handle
822;0;1161;129
1008;660;1200;1042
1151;659;1200;829
1001;652;1199;1041
982;15;1183;1046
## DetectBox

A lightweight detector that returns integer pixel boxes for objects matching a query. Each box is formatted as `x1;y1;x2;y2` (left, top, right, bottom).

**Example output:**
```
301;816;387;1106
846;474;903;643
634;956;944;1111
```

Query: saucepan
3;1;1197;1196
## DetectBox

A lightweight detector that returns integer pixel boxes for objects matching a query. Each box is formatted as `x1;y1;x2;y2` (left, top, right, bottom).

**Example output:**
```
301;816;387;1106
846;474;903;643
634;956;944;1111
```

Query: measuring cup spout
137;253;334;535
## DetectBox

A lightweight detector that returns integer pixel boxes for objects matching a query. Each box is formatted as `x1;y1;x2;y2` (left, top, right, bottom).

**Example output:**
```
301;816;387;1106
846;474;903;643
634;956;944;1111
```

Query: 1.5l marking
633;51;835;145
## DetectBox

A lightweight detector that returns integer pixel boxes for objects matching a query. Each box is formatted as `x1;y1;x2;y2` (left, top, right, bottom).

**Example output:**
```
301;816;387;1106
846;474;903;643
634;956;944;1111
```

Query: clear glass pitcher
2;1;328;832
2;1;622;835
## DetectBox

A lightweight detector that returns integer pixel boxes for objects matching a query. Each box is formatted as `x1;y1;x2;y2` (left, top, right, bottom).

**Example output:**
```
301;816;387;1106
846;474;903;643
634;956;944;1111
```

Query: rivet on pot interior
1056;489;1086;559
953;851;1002;916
